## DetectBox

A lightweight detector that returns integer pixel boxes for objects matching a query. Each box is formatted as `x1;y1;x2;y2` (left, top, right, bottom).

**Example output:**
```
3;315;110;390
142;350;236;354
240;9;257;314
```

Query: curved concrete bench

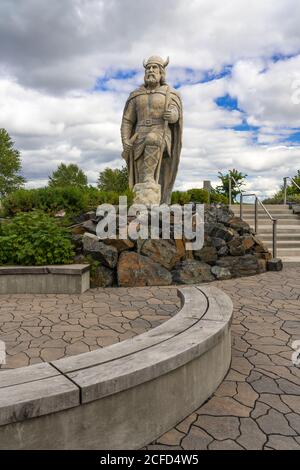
0;285;233;449
0;264;90;294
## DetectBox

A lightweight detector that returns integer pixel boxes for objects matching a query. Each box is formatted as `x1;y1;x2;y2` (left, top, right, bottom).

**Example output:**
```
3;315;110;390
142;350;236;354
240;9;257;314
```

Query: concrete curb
0;264;90;294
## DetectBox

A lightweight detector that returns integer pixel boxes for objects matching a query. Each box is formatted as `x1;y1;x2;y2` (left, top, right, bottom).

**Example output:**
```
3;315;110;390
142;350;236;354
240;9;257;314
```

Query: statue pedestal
133;182;161;206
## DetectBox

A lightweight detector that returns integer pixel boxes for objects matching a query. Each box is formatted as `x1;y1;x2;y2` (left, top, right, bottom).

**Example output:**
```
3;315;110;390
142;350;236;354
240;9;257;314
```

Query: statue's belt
136;118;165;127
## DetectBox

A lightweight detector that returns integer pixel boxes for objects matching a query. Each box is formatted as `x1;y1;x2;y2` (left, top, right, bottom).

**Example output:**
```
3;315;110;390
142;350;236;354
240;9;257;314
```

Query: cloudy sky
1;0;300;197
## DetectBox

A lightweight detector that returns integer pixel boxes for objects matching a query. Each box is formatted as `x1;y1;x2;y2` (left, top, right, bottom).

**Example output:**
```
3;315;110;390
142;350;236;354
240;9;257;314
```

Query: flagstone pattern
0;286;180;369
147;268;300;450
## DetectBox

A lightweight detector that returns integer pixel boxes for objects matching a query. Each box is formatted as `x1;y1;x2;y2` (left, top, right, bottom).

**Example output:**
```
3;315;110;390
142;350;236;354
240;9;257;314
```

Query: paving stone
214;381;237;398
237;418;267;449
266;435;300;450
281;395;300;413
156;428;184;446
257;409;297;436
176;413;198;434
197;397;251;417
258;394;292;413
235;382;258;407
251;402;270;419
209;439;244;450
181;426;213;450
194;415;240;440
286;413;300;434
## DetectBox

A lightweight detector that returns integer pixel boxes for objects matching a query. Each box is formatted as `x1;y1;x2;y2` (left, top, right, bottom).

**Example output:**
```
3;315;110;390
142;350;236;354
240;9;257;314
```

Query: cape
122;84;183;205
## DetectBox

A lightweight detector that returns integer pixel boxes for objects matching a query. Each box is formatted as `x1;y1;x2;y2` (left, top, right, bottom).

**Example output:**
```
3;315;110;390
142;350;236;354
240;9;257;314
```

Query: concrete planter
0;285;232;449
0;264;90;294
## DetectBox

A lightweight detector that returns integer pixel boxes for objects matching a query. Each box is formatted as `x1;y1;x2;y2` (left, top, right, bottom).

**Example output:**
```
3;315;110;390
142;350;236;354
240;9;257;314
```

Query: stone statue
121;56;183;205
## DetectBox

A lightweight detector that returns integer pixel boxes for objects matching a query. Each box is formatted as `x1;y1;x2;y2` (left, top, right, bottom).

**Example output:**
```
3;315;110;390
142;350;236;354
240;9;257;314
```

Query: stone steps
232;204;300;266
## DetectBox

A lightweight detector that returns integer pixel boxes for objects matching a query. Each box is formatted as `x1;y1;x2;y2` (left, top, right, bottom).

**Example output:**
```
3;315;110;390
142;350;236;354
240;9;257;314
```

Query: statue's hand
163;109;176;123
123;140;133;153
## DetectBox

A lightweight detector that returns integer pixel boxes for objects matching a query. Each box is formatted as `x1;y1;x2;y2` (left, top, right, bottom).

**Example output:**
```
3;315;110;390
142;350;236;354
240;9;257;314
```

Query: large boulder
140;239;185;269
91;265;115;287
226;216;250;233
103;238;135;253
216;254;266;277
194;245;218;265
82;233;118;268
208;223;235;242
117;252;172;287
228;237;246;256
172;259;214;284
211;265;232;280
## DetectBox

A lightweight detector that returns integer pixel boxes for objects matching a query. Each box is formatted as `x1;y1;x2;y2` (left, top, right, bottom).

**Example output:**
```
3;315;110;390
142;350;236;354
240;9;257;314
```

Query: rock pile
70;205;274;287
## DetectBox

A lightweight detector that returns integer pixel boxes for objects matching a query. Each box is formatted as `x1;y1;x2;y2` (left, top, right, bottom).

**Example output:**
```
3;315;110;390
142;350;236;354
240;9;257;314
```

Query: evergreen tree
48;163;88;188
0;128;26;198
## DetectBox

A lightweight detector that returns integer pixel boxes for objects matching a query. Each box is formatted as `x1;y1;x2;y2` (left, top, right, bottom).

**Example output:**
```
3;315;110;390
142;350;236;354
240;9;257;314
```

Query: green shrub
0;211;74;265
2;187;134;216
210;192;228;204
171;191;191;205
187;188;209;203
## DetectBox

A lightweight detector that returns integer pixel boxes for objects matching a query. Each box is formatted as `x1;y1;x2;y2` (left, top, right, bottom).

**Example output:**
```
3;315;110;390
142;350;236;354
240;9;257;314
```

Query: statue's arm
164;95;180;124
121;98;137;149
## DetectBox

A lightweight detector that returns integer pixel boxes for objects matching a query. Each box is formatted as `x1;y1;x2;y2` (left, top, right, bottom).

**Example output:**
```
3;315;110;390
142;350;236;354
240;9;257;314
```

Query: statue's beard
145;75;160;87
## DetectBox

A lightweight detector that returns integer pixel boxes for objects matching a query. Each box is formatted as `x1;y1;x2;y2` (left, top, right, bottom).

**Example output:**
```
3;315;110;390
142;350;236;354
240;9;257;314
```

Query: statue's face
144;63;161;86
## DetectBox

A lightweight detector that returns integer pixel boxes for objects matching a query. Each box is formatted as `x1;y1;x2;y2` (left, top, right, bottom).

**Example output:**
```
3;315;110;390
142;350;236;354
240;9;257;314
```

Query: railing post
240;193;243;219
254;196;258;234
273;219;277;259
228;176;232;207
283;177;287;205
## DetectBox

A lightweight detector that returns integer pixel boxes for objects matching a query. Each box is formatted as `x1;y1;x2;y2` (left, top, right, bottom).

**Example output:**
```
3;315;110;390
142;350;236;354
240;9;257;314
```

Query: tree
48;163;88;188
97;166;128;193
216;168;247;203
0;128;26;198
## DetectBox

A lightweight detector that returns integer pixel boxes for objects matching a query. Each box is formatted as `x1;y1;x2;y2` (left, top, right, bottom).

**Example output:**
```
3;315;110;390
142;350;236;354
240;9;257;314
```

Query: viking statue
121;56;183;205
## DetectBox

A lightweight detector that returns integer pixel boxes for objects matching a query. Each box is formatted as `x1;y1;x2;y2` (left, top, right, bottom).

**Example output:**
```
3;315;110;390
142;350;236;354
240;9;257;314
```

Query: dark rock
218;245;229;256
227;216;250;233
208;223;235;241
194;245;218;265
211;265;232;280
91;265;114;287
71;234;83;253
141;239;185;270
117;252;172;287
211;237;226;249
216;254;266;277
82;233;118;268
267;258;283;271
172;259;214;284
103;238;135;253
81;219;97;235
72;211;96;225
228;237;246;256
241;235;255;251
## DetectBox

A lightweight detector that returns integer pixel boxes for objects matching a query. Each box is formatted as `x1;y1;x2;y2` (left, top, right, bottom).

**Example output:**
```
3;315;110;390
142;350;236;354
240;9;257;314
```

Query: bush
210;192;228;204
0;211;74;265
1;187;134;216
171;191;191;205
171;189;228;205
187;188;209;203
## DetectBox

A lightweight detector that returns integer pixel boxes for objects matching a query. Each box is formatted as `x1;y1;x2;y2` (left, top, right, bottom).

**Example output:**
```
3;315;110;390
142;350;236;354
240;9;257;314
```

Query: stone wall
71;205;274;288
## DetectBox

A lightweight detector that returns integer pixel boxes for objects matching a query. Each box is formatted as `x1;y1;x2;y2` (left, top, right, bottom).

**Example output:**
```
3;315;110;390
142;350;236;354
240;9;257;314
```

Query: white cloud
0;0;300;196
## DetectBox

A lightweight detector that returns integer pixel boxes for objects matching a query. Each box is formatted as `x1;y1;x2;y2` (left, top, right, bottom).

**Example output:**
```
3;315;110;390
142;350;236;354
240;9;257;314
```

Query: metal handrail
283;176;300;204
239;192;277;259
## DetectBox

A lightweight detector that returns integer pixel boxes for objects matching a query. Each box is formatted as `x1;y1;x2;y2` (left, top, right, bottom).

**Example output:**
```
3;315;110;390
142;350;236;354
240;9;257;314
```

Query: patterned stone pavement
0;286;180;369
1;268;299;449
147;268;300;450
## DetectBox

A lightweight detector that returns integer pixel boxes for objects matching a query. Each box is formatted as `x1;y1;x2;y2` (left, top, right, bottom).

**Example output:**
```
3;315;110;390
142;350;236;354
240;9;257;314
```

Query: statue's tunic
121;84;183;204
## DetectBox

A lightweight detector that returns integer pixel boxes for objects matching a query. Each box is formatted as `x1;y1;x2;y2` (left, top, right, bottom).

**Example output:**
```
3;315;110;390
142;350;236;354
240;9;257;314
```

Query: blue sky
1;0;300;197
